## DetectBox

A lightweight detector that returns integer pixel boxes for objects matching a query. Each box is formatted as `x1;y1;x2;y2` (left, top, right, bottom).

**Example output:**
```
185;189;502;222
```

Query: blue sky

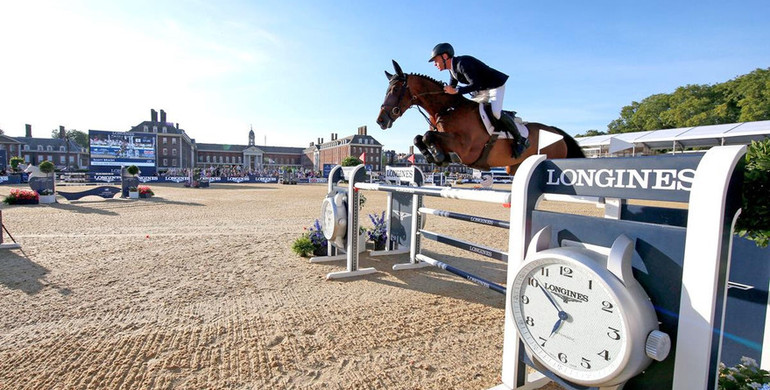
1;0;768;153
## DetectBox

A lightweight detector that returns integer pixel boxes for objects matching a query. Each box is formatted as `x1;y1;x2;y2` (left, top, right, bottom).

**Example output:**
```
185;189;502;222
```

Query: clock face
321;197;337;240
511;256;628;385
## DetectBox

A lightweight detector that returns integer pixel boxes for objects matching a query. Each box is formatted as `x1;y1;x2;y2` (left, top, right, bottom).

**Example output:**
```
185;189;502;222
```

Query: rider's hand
443;85;458;95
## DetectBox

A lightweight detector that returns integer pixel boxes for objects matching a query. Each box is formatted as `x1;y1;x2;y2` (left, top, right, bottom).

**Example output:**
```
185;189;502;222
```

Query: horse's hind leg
414;135;436;164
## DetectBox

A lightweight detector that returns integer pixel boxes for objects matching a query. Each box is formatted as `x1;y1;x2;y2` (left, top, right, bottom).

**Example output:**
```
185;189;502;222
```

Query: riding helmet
429;43;454;62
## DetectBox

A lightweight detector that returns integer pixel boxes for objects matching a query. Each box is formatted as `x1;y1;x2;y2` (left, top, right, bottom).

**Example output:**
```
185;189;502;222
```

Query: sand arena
0;183;591;389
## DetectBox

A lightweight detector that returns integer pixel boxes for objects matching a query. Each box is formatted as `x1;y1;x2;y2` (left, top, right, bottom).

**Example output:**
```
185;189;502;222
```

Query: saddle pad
478;104;528;139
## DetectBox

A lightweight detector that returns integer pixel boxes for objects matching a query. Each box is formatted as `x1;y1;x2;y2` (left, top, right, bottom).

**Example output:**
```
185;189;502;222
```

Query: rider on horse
428;43;528;157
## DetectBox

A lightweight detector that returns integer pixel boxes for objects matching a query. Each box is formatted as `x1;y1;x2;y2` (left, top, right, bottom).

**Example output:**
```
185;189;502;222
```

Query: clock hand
550;311;569;337
536;280;562;313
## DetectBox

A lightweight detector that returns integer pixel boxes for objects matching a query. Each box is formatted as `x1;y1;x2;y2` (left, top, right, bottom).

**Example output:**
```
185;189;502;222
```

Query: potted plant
138;185;154;198
38;188;56;204
8;156;24;184
3;188;39;205
128;186;139;199
367;211;388;250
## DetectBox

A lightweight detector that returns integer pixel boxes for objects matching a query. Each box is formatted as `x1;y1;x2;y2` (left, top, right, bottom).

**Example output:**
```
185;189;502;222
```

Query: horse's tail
532;124;585;158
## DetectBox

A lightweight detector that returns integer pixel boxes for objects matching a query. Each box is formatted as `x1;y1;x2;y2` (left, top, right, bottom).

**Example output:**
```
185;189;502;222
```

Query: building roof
12;137;86;153
0;134;21;144
576;120;770;150
196;143;305;154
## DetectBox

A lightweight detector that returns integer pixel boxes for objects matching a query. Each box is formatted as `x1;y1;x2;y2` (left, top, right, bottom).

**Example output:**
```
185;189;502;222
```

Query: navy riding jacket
449;55;509;95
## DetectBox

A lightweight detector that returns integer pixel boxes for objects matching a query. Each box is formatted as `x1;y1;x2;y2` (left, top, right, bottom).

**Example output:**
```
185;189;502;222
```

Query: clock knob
645;330;671;362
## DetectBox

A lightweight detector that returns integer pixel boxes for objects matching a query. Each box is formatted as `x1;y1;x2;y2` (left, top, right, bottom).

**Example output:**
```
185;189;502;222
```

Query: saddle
481;105;530;158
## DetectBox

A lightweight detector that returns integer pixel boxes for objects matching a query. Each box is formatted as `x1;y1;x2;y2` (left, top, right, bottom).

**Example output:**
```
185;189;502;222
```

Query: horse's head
377;60;412;130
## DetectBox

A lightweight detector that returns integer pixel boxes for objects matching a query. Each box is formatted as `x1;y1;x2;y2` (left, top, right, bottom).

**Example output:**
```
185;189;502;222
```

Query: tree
606;67;770;133
574;129;607;137
50;129;88;148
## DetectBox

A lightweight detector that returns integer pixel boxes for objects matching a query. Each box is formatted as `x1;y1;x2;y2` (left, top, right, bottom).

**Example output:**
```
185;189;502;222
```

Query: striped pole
416;254;505;295
419;207;510;229
355;182;511;205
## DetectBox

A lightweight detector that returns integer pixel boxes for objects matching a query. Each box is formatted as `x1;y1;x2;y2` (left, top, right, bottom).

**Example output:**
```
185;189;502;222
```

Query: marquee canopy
576;120;770;152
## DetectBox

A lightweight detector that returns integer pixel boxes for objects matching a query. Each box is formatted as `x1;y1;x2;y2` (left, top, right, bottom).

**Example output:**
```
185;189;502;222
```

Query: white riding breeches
470;83;505;119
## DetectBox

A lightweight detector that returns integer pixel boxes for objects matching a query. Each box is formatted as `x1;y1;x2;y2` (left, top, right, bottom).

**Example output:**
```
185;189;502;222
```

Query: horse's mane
408;73;444;88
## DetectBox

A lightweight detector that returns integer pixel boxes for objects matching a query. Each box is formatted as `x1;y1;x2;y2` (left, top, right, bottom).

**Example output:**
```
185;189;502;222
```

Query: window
163;158;168;166
60;146;66;152
60;156;65;164
24;155;30;162
143;125;149;131
206;155;211;162
163;137;168;144
153;126;158;132
38;155;44;163
69;156;74;163
162;127;167;133
172;159;177;166
163;148;168;155
24;145;29;150
172;149;177;156
37;145;43;151
172;138;177;144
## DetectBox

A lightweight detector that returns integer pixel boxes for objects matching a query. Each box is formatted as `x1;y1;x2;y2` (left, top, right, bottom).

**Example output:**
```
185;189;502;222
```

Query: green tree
50;129;88;148
606;67;770;133
574;129;607;137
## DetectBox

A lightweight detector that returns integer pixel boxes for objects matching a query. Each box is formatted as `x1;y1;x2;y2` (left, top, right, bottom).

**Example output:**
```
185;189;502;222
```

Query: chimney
151;109;158;122
358;125;367;135
59;125;66;139
175;123;179;129
25;124;32;138
320;138;324;144
409;146;414;155
160;109;167;124
330;132;335;141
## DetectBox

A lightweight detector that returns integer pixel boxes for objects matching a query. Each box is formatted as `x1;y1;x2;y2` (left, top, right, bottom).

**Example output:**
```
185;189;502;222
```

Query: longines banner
0;175;327;185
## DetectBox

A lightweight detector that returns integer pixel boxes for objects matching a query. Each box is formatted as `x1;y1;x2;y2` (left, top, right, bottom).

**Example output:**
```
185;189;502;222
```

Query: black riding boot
498;114;529;158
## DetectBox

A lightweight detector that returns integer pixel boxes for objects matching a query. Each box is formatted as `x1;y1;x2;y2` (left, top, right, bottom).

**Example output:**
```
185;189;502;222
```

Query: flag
407;154;415;165
359;152;366;163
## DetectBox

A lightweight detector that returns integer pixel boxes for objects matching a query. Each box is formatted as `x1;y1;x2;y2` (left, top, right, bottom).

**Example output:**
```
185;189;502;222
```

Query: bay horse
376;60;584;175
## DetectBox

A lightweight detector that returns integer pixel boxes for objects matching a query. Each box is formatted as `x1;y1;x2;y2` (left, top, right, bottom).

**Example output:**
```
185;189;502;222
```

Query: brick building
314;126;383;172
129;109;195;171
0;124;88;171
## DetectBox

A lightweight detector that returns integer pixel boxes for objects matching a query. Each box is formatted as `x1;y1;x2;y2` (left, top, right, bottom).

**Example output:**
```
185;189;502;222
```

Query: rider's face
432;54;449;71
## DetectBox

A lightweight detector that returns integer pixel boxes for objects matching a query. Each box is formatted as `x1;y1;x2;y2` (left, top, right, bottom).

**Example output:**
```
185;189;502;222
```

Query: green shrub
9;156;24;172
736;139;770;248
292;235;315;257
39;160;55;174
126;165;140;176
718;357;770;389
341;156;363;166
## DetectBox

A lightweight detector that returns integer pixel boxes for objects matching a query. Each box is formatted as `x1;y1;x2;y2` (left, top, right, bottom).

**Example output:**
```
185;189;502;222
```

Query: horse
376;60;585;175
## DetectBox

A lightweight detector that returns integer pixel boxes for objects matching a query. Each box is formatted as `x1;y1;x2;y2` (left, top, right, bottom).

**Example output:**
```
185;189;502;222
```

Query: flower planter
39;194;56;204
128;191;139;199
11;198;39;205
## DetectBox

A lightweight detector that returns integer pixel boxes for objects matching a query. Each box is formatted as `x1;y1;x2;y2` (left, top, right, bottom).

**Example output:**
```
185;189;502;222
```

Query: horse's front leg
413;135;437;164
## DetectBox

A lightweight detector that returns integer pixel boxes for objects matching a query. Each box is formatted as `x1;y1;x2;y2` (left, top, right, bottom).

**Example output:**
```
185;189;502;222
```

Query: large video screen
89;130;156;173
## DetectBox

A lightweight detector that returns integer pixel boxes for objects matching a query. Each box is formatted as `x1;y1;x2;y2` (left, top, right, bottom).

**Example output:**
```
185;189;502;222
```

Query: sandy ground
0;182;601;389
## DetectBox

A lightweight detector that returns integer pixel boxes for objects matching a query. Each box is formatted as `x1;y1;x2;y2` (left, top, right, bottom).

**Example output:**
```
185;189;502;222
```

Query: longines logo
545;168;696;191
543;282;589;303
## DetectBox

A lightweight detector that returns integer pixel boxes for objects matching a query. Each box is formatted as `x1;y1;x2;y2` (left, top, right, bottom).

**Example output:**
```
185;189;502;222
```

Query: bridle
381;75;445;131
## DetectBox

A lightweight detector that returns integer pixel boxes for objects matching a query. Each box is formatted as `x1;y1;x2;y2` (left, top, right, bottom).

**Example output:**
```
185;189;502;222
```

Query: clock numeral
538;337;547;347
601;301;614;313
558;353;568;364
559;266;573;278
525;316;535;327
540;267;550;277
607;327;621;340
598;349;610;361
588;280;593;290
521;295;530;304
527;277;539;288
580;357;591;369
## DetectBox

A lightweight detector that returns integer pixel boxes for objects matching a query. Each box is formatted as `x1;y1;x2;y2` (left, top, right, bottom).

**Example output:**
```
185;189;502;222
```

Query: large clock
510;227;670;387
320;192;348;249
